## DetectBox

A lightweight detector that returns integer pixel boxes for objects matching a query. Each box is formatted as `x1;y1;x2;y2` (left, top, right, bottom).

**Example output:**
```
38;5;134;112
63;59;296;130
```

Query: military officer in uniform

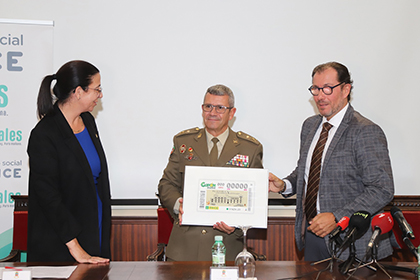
158;84;263;261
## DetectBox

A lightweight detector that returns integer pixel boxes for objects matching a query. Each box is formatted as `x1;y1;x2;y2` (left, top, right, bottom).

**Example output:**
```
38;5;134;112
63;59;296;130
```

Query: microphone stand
351;240;391;278
310;237;347;279
312;237;377;272
311;238;339;269
339;239;357;274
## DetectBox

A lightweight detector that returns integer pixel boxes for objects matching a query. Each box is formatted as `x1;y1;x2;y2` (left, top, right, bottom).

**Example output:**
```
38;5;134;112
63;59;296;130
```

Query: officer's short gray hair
204;84;235;107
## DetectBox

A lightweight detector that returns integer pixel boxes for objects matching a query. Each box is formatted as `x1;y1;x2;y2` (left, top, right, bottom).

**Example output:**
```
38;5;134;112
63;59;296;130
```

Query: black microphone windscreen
339;211;372;251
348;211;371;240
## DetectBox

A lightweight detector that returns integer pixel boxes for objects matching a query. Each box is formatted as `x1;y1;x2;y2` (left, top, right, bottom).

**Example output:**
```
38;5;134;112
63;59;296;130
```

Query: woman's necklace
72;116;85;134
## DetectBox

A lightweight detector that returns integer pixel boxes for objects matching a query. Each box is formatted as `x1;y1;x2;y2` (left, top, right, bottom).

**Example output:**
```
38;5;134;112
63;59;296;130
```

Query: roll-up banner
0;18;53;259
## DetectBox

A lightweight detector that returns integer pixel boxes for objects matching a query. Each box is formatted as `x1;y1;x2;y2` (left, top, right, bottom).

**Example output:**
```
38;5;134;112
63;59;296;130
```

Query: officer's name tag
2;268;31;280
210;266;238;280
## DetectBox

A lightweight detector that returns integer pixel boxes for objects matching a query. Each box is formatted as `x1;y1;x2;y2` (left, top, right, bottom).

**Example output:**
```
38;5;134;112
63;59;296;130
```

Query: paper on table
182;166;269;228
0;266;76;279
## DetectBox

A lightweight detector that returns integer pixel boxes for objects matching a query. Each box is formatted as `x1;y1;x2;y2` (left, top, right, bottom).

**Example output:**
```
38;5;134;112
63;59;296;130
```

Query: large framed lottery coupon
182;166;269;228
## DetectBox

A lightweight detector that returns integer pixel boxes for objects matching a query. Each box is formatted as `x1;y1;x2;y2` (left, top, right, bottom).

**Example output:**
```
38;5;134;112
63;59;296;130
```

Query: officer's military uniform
158;127;263;261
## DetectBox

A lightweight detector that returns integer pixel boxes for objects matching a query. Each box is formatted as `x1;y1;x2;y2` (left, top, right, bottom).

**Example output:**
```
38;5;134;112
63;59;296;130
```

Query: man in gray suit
269;62;394;262
159;84;263;261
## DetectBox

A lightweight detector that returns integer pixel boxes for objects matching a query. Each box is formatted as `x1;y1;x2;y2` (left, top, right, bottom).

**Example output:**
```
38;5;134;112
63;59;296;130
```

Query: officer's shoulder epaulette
236;131;260;145
175;127;200;137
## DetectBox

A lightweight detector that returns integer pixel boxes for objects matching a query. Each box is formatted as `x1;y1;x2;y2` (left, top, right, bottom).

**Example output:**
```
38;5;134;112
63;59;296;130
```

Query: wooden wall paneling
247;217;303;261
111;217;157;261
9;195;419;262
110;215;417;262
110;196;420;262
111;217;302;261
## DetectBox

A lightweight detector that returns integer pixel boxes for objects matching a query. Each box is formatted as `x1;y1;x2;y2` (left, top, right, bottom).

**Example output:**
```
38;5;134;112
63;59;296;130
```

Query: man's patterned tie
305;122;333;221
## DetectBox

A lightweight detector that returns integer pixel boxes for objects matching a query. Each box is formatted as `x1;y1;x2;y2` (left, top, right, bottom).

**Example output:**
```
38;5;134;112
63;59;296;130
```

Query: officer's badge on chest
226;154;249;167
181;145;197;161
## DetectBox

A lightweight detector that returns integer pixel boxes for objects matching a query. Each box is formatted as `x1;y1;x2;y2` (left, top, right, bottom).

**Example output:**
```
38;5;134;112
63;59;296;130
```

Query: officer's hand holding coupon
182;166;269;228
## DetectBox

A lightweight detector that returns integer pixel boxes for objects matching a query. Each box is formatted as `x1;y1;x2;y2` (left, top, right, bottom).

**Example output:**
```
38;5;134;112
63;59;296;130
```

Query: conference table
1;261;418;279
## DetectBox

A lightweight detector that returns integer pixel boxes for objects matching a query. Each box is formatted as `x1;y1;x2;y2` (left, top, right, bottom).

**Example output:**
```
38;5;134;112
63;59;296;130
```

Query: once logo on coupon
201;182;216;189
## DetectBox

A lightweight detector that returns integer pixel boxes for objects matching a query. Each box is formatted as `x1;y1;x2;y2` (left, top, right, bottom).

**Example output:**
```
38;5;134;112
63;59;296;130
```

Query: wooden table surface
1;260;418;279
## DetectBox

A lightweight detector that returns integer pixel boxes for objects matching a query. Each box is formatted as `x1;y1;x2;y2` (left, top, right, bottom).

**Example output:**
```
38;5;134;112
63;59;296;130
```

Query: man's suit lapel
323;105;353;169
300;116;322;186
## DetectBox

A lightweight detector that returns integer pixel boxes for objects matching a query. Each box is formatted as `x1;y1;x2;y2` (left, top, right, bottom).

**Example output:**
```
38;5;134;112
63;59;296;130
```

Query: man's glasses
202;104;233;114
308;82;345;96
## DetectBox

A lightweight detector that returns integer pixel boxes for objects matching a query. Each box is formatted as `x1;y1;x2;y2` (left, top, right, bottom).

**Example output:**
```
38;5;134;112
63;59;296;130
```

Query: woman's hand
66;238;109;264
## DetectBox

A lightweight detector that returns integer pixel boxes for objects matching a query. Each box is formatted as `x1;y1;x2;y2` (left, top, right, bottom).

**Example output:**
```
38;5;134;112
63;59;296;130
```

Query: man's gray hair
204;84;235;107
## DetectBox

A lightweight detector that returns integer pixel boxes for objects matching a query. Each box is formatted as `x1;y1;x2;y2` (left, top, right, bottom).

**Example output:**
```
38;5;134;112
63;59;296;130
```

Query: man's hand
66;238;109;264
307;212;336;238
213;221;236;234
268;172;286;193
178;198;184;225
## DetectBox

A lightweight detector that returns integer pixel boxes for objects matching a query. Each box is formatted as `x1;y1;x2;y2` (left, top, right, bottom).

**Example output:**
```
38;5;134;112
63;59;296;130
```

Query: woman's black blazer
27;104;111;262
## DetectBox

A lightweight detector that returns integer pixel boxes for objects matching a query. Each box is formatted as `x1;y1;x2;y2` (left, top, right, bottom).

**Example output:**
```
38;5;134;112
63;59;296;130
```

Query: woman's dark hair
37;60;99;119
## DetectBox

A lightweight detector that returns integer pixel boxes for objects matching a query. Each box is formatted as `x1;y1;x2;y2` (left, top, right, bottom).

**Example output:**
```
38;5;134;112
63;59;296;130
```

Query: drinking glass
234;226;255;279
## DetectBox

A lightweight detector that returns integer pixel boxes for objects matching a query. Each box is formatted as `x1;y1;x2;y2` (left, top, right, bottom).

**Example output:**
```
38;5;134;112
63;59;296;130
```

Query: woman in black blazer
27;60;111;263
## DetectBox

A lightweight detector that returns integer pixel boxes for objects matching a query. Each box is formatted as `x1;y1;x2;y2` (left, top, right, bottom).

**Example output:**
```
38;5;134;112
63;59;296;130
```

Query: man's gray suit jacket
284;105;394;260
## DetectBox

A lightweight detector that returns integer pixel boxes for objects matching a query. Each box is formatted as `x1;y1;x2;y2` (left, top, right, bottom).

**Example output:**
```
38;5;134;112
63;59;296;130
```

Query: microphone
339;211;371;251
366;213;394;252
391;206;415;239
402;236;419;261
329;216;350;240
382;264;418;277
